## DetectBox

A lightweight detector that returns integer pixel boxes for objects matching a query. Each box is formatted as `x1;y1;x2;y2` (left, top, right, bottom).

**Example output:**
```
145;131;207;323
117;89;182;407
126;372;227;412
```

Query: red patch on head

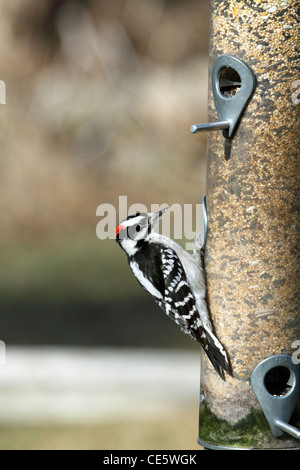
116;224;126;236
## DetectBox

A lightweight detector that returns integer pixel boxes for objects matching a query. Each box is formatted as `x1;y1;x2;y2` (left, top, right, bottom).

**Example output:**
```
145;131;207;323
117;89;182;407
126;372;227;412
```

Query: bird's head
116;207;168;256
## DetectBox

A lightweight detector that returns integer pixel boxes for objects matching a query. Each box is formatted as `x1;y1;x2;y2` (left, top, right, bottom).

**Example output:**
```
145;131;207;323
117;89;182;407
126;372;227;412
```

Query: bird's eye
136;225;141;232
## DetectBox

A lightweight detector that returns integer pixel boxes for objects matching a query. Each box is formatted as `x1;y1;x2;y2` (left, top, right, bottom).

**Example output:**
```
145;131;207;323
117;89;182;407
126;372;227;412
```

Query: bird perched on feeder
116;207;231;379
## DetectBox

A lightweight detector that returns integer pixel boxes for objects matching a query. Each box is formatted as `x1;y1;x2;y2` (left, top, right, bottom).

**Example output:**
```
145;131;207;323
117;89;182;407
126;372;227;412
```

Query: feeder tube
198;0;300;450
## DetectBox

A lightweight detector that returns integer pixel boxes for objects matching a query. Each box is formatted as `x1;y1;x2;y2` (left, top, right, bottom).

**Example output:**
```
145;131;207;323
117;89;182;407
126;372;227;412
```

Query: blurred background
0;0;210;449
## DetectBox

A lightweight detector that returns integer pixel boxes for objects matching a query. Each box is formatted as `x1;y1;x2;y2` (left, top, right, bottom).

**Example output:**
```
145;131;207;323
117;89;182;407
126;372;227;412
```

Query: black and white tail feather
116;208;231;380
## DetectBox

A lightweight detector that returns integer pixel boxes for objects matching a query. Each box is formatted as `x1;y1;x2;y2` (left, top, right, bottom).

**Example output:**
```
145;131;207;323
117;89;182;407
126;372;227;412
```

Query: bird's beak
148;207;169;225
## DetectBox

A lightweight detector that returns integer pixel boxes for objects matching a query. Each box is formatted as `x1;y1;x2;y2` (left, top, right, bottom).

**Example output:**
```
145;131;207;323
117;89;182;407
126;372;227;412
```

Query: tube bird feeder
192;0;300;449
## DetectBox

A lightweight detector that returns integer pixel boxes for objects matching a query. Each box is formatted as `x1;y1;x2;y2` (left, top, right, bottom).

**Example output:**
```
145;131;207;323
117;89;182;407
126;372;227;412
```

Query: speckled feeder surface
199;0;300;449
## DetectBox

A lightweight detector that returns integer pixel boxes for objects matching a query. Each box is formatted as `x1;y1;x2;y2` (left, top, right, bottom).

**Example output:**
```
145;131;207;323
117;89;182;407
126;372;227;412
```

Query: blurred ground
0;0;210;450
0;415;201;450
0;347;201;450
0;414;202;450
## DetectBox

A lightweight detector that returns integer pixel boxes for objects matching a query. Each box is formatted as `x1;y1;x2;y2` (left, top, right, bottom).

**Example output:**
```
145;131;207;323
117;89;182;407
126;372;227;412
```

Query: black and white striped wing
158;247;231;379
157;247;205;342
129;244;231;379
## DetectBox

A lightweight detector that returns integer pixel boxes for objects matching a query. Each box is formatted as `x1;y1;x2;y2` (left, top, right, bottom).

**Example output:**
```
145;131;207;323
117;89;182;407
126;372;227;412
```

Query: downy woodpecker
116;208;231;379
